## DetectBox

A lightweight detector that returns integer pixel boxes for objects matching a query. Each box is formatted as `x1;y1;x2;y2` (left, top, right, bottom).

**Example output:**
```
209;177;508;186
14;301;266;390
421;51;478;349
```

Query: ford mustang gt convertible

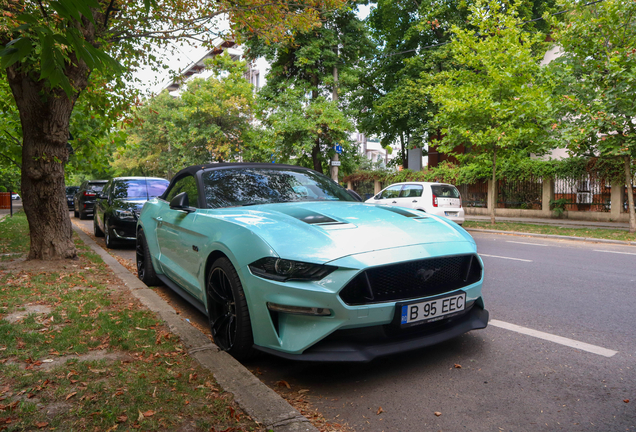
136;163;488;362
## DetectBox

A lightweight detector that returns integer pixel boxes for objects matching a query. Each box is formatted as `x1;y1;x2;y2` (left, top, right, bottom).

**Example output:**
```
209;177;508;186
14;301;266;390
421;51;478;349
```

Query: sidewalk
465;215;631;231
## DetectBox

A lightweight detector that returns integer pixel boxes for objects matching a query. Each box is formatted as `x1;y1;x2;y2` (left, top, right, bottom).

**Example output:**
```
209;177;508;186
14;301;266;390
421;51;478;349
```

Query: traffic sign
334;145;343;154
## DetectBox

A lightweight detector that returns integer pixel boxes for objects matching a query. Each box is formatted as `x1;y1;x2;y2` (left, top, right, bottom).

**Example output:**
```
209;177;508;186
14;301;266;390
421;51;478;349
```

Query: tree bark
312;140;323;174
6;70;83;260
625;155;635;233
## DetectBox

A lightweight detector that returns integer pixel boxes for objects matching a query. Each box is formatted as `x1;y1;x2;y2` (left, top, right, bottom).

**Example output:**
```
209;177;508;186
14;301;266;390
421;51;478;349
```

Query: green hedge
344;157;630;185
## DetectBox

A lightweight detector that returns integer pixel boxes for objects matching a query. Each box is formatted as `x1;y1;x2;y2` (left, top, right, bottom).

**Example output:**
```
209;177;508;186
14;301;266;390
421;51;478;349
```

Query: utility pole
330;52;339;182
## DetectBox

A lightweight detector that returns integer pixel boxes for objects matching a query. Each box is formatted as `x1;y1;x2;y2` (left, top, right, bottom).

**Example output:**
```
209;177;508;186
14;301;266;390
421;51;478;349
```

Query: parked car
11;192;20;200
65;186;79;209
74;180;108;220
94;177;169;248
136;163;487;362
366;182;465;225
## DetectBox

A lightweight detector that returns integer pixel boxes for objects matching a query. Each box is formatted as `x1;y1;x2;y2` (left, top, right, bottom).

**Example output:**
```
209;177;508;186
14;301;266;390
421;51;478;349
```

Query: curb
72;224;317;432
465;228;636;246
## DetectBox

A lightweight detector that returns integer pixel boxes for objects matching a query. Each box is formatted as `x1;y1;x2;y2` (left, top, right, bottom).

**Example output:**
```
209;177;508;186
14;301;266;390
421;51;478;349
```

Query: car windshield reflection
113;179;170;200
202;168;355;209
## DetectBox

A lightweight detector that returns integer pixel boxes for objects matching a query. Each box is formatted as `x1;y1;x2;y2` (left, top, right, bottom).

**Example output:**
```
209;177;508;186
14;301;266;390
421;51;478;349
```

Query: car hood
112;198;149;211
204;201;474;263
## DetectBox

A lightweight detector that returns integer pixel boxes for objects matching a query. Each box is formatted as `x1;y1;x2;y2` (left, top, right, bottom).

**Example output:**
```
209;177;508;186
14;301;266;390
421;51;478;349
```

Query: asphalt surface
70;212;636;431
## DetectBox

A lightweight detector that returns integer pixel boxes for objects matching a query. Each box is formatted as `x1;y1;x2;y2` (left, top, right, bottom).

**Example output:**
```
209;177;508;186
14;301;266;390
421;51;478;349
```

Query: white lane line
594;249;636;256
490;319;618;358
506;241;547;246
479;254;533;262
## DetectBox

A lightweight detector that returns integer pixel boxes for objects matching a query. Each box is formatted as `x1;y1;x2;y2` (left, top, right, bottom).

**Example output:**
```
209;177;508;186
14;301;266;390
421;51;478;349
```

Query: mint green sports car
136;163;488;362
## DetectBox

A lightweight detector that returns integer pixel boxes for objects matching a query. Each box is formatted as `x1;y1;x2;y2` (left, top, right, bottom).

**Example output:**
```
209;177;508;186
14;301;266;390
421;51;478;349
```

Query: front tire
207;257;254;360
136;229;160;286
79;209;87;220
93;214;104;237
104;219;117;248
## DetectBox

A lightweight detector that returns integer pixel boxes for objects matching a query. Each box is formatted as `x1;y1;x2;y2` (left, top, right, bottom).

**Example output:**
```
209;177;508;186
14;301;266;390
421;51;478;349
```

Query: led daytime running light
267;303;331;316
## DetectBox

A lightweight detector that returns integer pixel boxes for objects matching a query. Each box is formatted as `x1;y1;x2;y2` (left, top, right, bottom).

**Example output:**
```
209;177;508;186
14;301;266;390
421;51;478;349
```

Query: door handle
412;200;418;203
155;217;163;227
391;201;397;204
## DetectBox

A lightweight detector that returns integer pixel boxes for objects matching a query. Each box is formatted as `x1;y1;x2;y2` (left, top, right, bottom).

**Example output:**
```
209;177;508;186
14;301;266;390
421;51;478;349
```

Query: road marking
490;319;618;358
506;241;547;246
479;254;533;262
593;249;636;256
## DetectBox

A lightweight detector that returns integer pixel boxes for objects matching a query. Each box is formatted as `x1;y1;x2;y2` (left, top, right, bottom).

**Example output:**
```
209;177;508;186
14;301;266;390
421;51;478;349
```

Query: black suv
93;177;169;248
65;186;79;209
74;180;108;220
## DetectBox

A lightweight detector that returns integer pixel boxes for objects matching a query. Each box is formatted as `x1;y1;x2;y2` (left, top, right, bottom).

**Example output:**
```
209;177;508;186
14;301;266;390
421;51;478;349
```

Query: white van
365;182;465;224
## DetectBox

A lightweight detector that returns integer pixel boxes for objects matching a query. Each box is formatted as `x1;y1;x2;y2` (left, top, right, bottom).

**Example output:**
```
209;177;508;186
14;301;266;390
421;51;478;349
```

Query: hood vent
377;206;428;219
275;207;345;225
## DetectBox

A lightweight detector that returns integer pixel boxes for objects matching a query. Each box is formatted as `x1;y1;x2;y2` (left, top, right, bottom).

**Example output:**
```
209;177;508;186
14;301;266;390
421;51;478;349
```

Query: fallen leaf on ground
376;407;383;415
454;364;462;368
65;392;77;401
35;421;49;428
298;389;310;394
276;380;291;389
117;414;128;422
138;411;145;422
624;399;630;403
434;412;442;417
142;410;155;417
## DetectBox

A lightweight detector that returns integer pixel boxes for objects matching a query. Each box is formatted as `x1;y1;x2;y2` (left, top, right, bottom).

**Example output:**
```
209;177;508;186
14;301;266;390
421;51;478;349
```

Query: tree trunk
312;140;323;174
7;72;81;260
625;155;635;233
491;145;497;225
400;133;407;170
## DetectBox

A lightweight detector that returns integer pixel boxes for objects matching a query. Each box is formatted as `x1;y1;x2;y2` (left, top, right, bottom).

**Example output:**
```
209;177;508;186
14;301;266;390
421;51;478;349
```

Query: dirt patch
42;401;73;418
6;349;133;371
3;305;52;323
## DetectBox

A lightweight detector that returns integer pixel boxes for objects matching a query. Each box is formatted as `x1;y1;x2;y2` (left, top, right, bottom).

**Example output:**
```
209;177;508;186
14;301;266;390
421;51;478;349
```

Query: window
201;167;354;209
431;185;460;198
380;185;402;199
165;175;200;208
400;185;423;198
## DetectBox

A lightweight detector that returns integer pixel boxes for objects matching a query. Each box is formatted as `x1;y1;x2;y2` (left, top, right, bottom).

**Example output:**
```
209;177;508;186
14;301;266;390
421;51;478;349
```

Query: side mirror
374;194;381;200
169;192;195;213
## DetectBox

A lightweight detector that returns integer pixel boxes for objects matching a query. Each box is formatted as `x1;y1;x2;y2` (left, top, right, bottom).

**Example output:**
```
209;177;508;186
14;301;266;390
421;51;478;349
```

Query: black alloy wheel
136;229;160;285
104;219;116;248
207;257;254;360
74;206;79;218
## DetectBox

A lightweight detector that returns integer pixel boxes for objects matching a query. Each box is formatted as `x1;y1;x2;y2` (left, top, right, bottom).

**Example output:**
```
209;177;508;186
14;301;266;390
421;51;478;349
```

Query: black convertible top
170;162;312;180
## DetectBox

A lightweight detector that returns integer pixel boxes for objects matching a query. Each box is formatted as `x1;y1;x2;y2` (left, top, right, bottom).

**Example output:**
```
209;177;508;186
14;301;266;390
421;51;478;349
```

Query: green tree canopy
430;0;554;223
546;0;636;231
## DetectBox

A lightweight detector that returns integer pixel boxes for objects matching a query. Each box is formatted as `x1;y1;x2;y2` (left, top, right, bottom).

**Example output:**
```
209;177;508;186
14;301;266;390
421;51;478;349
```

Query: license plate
400;293;466;326
445;211;458;216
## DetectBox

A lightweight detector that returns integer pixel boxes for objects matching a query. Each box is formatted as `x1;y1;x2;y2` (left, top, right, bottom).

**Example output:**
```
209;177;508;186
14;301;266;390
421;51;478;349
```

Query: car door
394;184;424;210
95;180;112;230
156;175;205;300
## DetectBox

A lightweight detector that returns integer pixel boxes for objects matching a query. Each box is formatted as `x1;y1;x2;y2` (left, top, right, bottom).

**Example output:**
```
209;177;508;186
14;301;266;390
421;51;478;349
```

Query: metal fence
554;175;611;212
497;177;543;209
352;180;376;201
457;181;488;208
623;178;636;213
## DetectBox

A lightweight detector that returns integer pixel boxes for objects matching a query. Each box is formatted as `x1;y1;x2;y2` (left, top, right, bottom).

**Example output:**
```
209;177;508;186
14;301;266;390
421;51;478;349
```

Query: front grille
339;254;482;305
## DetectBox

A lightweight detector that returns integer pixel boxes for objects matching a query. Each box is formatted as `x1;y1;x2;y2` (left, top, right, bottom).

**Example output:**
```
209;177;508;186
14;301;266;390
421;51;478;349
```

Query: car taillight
432;194;438;207
83;191;95;197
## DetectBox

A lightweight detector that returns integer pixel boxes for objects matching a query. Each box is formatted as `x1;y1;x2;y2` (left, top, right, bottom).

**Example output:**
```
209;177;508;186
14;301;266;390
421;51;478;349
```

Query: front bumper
109;219;137;241
256;303;488;362
240;242;486;361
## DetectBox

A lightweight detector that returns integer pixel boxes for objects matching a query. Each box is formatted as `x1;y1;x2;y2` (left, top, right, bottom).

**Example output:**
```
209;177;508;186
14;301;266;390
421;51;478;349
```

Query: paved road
72;214;636;431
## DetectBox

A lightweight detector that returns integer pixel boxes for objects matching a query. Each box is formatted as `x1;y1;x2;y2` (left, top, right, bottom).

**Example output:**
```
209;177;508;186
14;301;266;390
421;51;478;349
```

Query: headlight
249;257;336;282
115;209;136;221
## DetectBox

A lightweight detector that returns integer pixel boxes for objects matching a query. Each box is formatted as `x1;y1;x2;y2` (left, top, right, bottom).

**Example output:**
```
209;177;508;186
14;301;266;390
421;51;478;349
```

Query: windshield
201;167;355;209
113;179;169;199
431;185;461;198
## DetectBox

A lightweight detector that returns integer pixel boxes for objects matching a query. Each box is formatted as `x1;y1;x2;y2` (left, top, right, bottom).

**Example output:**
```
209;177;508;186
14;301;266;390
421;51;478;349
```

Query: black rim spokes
136;241;144;277
208;268;236;349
